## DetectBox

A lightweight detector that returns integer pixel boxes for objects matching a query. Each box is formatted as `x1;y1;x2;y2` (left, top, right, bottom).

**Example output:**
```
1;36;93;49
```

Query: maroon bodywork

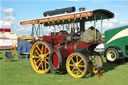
42;33;103;70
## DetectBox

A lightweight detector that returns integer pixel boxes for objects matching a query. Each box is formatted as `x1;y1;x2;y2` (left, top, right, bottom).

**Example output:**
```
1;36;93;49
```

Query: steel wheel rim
107;50;116;61
66;53;87;78
30;42;51;74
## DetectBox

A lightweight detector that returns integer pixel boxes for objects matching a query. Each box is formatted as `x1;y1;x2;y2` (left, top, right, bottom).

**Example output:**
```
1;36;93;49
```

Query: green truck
104;25;128;62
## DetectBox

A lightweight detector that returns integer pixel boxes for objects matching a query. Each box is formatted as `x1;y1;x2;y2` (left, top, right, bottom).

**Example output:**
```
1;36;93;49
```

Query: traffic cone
14;45;17;51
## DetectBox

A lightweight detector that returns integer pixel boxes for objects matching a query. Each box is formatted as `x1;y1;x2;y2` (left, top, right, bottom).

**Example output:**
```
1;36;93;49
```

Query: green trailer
104;25;128;62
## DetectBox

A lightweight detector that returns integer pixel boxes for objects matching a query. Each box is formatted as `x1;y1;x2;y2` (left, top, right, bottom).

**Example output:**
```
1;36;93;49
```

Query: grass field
0;50;128;85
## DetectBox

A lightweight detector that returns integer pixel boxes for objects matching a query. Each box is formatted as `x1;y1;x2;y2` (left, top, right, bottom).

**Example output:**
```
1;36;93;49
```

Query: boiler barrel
43;6;76;16
66;42;91;54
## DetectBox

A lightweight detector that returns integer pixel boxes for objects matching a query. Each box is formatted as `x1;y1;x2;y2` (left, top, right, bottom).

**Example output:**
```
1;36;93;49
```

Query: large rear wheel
30;41;52;74
66;52;88;78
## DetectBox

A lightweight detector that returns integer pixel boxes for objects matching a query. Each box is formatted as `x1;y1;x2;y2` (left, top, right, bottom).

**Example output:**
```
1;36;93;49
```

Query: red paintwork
66;41;103;54
53;53;59;69
54;35;66;44
76;42;90;48
43;34;66;44
67;43;76;53
0;46;13;49
42;33;103;69
76;41;103;48
20;11;93;25
0;28;11;32
0;37;10;39
42;36;51;42
60;48;70;57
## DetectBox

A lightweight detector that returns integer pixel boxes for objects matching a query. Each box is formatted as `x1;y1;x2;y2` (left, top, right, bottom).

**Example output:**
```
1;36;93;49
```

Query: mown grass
0;50;128;85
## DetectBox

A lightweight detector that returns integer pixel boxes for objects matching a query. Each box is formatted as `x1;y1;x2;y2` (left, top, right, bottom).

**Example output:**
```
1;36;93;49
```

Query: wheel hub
74;63;79;68
75;64;77;67
110;53;115;58
39;55;45;60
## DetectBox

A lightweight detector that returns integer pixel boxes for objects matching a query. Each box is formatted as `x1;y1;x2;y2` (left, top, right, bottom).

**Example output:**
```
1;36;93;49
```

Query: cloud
0;7;54;36
84;19;128;32
0;8;16;28
16;24;54;36
16;23;32;32
2;16;16;21
0;8;15;16
16;27;25;31
0;21;4;28
15;24;31;36
103;19;128;30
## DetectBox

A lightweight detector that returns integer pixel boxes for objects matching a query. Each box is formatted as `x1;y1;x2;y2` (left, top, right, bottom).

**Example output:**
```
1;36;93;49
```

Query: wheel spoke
41;45;44;54
33;60;37;66
36;45;42;54
79;65;85;68
45;57;48;59
44;60;48;64
71;66;75;72
76;70;79;75
35;50;40;56
45;52;50;55
42;62;44;70
36;58;41;64
69;64;74;67
78;68;83;73
45;60;47;70
32;56;39;58
76;56;79;63
71;58;75;64
37;62;42;69
44;46;47;54
78;59;83;64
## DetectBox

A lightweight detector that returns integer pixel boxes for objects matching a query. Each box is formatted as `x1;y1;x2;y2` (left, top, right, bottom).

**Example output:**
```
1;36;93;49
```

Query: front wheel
30;41;52;74
66;52;88;78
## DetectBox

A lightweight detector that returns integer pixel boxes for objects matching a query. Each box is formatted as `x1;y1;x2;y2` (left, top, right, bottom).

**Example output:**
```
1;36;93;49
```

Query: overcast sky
0;0;128;36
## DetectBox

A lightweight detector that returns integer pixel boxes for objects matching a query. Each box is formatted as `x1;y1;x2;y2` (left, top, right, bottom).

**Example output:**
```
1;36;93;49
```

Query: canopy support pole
31;24;35;37
41;24;43;36
101;16;103;40
53;22;56;36
73;20;75;32
37;24;40;36
63;21;64;30
94;15;96;41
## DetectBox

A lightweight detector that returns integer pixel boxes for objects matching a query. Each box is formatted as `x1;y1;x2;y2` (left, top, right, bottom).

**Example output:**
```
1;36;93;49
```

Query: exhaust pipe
43;6;76;16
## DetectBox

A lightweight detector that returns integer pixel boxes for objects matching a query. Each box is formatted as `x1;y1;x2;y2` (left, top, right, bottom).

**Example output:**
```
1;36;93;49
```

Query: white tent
0;36;13;49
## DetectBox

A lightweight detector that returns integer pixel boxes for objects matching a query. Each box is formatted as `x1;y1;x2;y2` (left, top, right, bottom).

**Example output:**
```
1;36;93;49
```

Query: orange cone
14;45;17;51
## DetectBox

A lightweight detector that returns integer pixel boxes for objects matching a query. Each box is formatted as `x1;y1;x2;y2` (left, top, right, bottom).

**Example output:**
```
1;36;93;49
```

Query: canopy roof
20;9;114;25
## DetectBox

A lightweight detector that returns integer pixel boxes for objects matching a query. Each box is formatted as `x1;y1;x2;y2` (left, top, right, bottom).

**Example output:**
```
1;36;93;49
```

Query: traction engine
20;7;114;78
